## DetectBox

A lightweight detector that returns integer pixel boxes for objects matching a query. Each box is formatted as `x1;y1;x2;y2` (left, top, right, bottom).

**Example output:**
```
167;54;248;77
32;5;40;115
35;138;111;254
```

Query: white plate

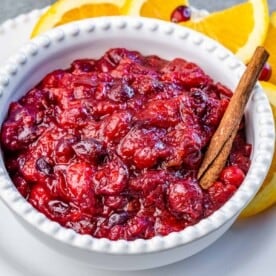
0;9;275;276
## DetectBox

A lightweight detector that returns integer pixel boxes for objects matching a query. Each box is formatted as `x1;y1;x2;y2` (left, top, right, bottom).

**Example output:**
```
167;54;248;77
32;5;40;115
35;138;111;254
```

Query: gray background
0;0;276;24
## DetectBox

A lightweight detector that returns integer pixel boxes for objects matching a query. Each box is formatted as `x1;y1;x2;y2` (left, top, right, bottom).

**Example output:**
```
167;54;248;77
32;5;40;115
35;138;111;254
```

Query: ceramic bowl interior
0;16;274;265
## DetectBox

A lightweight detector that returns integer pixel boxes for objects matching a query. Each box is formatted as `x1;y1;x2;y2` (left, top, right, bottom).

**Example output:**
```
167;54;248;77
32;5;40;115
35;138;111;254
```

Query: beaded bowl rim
0;16;274;255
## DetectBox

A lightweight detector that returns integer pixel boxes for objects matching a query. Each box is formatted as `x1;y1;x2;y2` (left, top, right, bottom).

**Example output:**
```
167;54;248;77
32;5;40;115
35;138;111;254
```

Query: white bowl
0;16;274;271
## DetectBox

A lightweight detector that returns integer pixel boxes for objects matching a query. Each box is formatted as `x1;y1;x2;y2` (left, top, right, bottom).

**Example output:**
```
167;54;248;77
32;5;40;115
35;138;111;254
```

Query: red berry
208;181;237;209
170;5;192;23
65;162;96;212
220;166;245;187
104;195;127;209
108;212;129;228
93;157;128;195
126;216;151;239
73;138;106;164
29;184;51;210
258;62;272;81
117;127;168;169
48;200;70;216
129;170;167;194
71;59;96;73
98;110;132;143
108;225;125;240
36;157;54;175
167;179;203;220
55;135;77;163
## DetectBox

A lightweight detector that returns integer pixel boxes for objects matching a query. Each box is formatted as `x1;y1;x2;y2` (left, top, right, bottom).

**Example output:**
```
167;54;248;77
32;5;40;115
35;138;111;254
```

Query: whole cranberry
73;138;106;164
104;195;127;209
220;166;245;187
28;184;51;211
93;156;129;195
55;136;77;163
98;110;132;144
65;162;95;212
48;200;70;217
136;98;180;128
208;181;237;209
167;179;203;220
170;5;192;23
71;59;96;73
36;157;54;175
129;170;168;194
108;211;129;228
108;225;125;240
125;216;151;239
258;62;272;81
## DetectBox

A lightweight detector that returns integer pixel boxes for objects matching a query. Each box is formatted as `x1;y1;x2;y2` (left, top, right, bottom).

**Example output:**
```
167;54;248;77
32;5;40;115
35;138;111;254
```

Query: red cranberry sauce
1;48;251;241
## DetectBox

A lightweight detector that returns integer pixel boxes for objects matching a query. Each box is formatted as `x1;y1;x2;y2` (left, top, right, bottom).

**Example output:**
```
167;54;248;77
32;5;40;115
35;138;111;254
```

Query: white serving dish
0;16;274;271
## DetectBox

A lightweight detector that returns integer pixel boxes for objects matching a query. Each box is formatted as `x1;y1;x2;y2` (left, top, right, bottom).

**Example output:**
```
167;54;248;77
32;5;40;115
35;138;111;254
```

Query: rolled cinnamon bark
198;46;269;189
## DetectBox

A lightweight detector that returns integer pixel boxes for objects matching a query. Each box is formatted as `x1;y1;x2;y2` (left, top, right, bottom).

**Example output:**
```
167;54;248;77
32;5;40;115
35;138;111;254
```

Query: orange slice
31;0;127;37
240;81;276;217
125;0;189;21
179;0;269;63
263;12;276;85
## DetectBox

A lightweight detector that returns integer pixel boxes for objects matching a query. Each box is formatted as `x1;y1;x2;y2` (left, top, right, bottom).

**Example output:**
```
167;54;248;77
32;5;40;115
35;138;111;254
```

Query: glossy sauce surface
1;48;251;240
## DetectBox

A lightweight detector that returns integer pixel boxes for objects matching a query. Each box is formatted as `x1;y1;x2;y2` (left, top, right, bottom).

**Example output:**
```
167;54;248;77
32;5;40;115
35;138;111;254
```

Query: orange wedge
125;0;189;21
263;12;276;85
240;81;276;217
179;0;269;63
31;0;127;37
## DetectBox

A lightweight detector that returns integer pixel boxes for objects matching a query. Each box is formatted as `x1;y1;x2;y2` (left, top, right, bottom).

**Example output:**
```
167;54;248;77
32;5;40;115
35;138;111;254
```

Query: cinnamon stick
198;46;269;189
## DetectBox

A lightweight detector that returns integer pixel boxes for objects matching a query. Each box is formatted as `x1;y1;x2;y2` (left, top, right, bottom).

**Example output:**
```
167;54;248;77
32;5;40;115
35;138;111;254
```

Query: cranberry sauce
1;48;251;240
